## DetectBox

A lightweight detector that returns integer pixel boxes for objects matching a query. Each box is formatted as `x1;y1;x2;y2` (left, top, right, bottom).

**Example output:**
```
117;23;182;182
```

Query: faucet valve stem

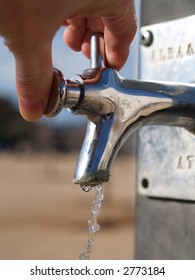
90;34;104;68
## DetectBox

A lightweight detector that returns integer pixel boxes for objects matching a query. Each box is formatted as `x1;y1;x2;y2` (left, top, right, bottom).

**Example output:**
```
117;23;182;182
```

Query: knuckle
16;71;43;89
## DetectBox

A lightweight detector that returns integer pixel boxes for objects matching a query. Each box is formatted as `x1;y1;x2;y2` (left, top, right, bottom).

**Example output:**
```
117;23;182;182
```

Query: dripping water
79;184;105;260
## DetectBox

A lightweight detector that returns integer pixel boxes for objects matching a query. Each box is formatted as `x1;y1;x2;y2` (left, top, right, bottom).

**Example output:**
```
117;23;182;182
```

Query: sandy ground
0;152;136;260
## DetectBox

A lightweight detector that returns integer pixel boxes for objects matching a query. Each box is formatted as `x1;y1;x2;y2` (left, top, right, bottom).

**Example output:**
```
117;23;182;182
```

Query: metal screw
142;178;149;189
141;30;153;47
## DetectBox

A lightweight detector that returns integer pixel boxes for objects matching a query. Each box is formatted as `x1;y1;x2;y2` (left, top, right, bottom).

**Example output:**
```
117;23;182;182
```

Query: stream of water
79;184;105;260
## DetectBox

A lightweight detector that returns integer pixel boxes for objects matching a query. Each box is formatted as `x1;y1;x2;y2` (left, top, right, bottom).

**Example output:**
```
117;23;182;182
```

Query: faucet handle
90;34;106;69
44;34;105;117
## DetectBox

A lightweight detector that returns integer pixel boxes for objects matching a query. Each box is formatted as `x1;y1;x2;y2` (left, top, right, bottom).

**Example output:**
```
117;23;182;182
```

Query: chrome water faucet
45;35;195;189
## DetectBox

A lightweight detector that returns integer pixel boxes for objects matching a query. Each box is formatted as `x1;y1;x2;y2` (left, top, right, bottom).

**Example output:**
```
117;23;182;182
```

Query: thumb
15;44;53;122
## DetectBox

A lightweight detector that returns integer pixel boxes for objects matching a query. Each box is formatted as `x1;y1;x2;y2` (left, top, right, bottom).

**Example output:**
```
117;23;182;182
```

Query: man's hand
0;0;137;121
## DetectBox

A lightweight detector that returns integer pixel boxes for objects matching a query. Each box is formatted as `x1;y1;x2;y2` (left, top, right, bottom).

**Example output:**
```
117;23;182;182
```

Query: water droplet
81;185;92;192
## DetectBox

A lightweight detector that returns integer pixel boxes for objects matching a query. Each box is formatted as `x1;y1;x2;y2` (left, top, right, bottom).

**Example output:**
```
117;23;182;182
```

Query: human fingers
102;1;137;69
63;1;137;70
63;18;87;52
63;16;104;54
0;0;61;122
13;43;53;121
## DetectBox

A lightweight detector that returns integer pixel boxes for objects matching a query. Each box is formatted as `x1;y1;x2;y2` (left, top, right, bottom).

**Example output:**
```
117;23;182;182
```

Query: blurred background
0;11;140;259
